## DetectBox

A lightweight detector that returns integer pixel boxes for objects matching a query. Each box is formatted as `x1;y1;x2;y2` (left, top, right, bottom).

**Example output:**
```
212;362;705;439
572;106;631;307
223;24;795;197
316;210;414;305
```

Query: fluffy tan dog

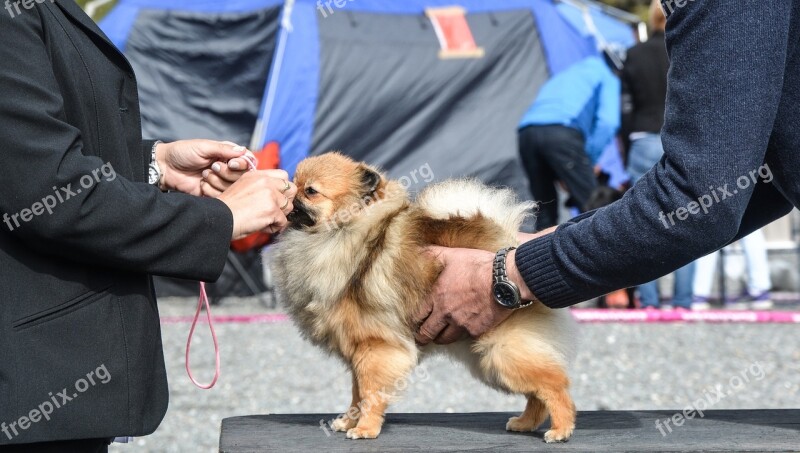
271;153;577;443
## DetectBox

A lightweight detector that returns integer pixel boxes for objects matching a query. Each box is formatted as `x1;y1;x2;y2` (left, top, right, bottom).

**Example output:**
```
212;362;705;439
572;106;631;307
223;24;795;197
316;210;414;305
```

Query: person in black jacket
0;1;296;451
621;0;696;310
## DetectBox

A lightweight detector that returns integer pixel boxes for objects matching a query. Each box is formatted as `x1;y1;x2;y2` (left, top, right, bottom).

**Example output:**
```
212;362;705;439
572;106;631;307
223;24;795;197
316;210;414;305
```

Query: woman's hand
217;170;297;240
200;161;254;198
155;140;253;195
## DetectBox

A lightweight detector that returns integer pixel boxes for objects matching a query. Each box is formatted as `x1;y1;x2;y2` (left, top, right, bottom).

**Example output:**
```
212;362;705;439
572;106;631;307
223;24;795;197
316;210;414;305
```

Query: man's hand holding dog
414;228;555;345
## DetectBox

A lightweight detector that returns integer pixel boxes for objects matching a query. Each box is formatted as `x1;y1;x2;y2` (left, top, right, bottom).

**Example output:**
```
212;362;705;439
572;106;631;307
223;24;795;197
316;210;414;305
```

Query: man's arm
516;0;794;308
416;0;796;344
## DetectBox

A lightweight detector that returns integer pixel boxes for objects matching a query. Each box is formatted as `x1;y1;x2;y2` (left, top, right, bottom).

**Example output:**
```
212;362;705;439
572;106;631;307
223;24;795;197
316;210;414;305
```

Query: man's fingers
415;312;448;346
434;325;466;345
413;298;434;327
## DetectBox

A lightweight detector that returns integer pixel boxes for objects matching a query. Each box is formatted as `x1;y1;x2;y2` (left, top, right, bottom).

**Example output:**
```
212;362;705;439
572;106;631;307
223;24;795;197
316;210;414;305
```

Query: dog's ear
359;165;382;197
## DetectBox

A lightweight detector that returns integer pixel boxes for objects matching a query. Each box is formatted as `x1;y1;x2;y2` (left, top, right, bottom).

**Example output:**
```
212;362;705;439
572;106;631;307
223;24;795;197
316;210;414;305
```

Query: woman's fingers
210;162;245;183
218;170;296;239
200;180;223;198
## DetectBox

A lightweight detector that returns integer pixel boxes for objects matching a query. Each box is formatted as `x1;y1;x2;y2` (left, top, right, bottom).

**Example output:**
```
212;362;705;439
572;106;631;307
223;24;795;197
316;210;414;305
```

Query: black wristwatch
492;247;533;310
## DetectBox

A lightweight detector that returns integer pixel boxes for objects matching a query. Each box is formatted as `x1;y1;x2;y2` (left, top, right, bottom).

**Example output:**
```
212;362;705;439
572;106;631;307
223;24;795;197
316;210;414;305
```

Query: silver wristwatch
148;140;164;188
492;247;534;310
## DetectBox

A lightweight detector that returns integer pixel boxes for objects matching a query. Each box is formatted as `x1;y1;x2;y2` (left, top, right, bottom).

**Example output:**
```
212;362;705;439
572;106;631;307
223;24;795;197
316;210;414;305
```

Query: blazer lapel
52;0;121;53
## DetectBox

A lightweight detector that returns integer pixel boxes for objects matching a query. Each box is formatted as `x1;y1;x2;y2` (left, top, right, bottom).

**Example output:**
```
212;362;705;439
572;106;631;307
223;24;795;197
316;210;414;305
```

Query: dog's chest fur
272;197;435;358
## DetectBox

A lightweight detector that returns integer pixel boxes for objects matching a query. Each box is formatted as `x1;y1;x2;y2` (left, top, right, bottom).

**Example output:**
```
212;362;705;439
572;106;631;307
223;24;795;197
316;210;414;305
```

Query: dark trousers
518;124;597;230
0;438;110;452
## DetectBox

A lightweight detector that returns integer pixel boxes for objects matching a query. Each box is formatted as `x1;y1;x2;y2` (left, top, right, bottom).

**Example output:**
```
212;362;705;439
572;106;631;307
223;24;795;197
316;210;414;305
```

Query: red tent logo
426;6;485;59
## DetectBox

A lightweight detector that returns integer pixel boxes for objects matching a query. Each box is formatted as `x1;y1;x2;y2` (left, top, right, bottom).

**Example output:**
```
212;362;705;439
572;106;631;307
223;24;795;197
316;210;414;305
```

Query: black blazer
0;0;233;444
621;32;670;140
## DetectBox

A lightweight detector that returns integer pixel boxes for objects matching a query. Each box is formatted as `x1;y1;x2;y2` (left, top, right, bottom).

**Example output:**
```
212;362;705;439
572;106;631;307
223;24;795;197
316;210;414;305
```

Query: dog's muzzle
287;200;316;229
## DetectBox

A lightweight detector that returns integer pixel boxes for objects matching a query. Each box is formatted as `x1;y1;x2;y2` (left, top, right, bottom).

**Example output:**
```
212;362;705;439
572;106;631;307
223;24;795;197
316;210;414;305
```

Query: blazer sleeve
0;8;233;282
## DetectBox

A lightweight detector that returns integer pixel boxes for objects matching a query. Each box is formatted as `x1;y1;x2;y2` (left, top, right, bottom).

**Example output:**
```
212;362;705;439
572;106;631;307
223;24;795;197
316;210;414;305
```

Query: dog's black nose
287;201;315;229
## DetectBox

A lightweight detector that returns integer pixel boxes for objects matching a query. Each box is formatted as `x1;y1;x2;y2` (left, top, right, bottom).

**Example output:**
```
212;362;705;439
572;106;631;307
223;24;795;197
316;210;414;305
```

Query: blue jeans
627;135;697;308
626;133;664;183
638;262;696;308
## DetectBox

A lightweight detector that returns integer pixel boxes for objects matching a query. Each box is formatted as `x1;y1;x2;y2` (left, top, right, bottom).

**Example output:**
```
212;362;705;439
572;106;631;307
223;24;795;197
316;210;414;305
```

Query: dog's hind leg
506;394;548;433
532;377;575;443
345;339;416;440
503;362;575;443
331;373;361;432
479;339;576;443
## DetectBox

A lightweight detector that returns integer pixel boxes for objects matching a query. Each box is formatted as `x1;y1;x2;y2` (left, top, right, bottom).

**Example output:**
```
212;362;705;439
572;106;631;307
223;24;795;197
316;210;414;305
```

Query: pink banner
160;310;800;325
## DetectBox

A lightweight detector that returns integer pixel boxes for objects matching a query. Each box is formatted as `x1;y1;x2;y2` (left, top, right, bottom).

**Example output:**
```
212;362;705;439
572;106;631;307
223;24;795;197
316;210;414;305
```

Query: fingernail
212;163;221;173
202;170;210;179
229;160;240;170
233;145;246;153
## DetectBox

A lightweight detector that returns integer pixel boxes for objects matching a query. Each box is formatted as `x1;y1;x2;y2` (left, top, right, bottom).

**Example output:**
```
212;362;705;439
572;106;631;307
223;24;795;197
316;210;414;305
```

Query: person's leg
692;251;718;298
672;261;697;309
519;126;559;229
637;280;660;308
539;126;597;213
741;229;772;308
626;134;665;185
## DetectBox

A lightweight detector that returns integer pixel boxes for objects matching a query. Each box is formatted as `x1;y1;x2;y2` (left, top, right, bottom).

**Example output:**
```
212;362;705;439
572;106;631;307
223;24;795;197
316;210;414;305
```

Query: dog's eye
305;187;318;196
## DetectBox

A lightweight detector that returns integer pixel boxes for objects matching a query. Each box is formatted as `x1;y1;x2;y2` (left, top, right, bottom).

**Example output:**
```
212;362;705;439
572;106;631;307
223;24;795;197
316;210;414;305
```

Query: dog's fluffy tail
415;179;537;237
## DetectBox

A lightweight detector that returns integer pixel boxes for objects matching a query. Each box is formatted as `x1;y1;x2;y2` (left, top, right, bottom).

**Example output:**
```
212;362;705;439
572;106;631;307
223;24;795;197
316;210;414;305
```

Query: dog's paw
346;426;381;440
544;427;573;443
506;416;536;432
331;416;358;432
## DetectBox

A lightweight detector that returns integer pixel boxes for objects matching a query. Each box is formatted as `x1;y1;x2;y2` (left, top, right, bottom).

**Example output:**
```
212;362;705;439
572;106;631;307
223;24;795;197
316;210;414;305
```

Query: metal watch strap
494;246;534;309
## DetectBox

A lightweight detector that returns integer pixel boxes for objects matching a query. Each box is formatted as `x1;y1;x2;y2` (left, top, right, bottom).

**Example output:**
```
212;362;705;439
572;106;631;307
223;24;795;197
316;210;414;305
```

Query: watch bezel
493;280;522;309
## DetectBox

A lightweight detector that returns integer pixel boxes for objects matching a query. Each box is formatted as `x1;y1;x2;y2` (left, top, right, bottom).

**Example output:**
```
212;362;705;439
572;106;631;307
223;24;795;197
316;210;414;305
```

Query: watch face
493;281;520;308
148;165;160;186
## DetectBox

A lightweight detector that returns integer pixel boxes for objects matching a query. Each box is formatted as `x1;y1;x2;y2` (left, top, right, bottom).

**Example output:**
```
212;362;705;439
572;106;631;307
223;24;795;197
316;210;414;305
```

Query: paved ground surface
110;298;800;453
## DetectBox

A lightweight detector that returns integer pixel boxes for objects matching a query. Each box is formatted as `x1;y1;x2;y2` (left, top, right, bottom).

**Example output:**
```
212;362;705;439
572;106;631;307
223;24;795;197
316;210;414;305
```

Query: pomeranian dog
271;153;577;443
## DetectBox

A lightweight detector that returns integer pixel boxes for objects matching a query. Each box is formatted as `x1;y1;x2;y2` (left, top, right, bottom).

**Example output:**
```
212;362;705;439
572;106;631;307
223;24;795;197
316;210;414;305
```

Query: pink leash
185;152;259;389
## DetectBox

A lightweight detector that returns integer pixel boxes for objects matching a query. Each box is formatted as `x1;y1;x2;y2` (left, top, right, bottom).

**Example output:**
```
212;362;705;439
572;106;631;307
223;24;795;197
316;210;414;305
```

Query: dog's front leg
346;340;415;440
331;373;361;432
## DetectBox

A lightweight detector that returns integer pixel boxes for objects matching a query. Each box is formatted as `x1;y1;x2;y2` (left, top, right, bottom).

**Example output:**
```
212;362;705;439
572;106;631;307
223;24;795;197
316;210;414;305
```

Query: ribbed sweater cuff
515;232;581;309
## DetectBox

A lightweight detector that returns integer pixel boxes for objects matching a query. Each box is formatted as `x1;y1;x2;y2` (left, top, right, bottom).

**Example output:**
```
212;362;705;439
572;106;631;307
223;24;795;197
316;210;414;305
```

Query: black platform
220;410;800;452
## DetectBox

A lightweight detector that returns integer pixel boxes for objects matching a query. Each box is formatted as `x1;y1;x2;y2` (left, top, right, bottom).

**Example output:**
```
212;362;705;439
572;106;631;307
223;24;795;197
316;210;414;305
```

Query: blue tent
100;0;637;196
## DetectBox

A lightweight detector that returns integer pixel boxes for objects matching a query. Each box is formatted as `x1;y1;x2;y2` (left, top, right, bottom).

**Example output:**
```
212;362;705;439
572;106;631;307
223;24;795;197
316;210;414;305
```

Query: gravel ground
109;298;800;453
